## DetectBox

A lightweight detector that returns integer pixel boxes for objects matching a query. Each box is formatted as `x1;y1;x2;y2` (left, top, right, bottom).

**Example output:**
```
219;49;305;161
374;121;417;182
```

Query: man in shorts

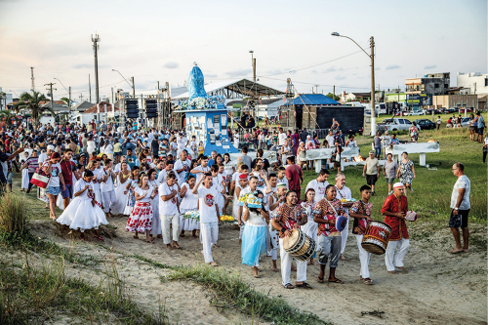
363;151;380;195
449;162;471;254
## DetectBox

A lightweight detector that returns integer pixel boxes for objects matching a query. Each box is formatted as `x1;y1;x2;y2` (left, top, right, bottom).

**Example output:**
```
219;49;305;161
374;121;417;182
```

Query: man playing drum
271;190;311;289
315;185;345;284
349;185;374;284
382;183;410;274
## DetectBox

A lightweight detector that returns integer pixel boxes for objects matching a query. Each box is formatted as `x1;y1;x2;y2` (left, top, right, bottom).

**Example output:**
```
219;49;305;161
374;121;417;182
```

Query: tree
326;92;340;101
13;91;49;125
0;110;19;127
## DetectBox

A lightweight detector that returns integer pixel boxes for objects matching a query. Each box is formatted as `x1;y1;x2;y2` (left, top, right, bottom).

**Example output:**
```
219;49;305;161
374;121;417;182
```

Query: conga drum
361;221;392;255
283;229;316;262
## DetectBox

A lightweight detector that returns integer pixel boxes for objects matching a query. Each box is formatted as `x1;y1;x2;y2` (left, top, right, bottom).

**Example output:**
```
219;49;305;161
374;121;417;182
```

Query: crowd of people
0;116;473;289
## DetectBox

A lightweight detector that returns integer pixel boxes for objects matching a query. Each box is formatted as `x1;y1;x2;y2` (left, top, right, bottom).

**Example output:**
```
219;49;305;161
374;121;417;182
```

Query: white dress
21;168;30;189
111;172;131;214
56;179;108;232
123;179;138;215
179;183;199;231
148;179;161;235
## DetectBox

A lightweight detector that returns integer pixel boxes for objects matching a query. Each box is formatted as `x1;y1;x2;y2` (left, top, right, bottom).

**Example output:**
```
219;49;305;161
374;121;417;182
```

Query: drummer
271;190;312;289
382;182;410;274
349;185;374;285
315;185;345;284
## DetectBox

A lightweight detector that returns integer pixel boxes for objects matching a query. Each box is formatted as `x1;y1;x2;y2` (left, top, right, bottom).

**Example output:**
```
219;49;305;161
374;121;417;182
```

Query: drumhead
369;220;392;233
283;229;300;250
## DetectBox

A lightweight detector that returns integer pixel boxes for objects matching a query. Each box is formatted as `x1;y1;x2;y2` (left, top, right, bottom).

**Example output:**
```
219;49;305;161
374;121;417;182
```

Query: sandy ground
29;216;487;325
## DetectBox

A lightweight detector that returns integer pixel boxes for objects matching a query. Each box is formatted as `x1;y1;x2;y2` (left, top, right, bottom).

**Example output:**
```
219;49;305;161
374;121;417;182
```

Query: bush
0;190;26;233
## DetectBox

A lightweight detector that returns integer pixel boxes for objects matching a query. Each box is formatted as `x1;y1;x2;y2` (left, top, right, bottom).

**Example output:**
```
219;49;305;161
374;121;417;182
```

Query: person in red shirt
382;183;409;274
285;156;303;200
60;148;79;208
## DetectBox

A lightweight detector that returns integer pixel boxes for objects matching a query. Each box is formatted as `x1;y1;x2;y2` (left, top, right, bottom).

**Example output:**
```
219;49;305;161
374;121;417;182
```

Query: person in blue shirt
208;151;217;167
476;111;485;143
125;148;139;169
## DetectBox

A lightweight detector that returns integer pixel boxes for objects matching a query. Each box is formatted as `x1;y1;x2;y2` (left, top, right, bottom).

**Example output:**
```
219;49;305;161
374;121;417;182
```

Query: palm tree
13;91;49;125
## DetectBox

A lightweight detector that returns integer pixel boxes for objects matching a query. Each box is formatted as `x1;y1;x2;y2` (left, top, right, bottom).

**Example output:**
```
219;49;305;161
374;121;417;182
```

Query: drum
361;221;392;255
283;229;316;262
335;215;348;232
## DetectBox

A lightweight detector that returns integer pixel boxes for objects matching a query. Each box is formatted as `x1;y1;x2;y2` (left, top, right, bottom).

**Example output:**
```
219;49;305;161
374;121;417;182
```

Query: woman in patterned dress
126;173;157;243
123;167;140;215
396;152;416;196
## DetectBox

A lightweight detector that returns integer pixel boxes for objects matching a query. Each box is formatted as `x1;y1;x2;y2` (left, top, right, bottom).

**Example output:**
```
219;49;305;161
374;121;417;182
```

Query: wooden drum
361;221;392;255
283;229;316;262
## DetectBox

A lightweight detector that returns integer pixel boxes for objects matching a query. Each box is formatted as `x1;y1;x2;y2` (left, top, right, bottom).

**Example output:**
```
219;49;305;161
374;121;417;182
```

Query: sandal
296;282;313;289
328;278;344;284
145;240;155;244
363;278;374;285
133;235;139;239
317;276;324;283
283;283;294;289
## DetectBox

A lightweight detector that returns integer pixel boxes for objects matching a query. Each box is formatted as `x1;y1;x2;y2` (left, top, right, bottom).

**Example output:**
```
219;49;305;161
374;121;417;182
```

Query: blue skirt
241;223;267;267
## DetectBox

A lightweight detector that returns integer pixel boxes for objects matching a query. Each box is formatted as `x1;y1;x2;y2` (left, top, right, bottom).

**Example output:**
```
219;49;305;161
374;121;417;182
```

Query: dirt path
31;217;487;325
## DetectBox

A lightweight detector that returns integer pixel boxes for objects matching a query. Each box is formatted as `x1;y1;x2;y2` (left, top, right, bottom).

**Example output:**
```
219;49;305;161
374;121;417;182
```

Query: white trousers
267;224;279;260
385;238;410;271
160;213;180;244
101;190;116;213
200;222;219;263
355;234;371;279
279;238;307;285
340;217;349;254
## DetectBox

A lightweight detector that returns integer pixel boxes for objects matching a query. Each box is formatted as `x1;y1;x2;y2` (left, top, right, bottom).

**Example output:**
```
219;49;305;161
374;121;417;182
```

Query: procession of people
0;117;473;290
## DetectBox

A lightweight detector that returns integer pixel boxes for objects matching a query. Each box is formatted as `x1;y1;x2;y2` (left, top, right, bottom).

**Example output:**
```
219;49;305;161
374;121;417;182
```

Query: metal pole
131;77;135;98
89;74;92;103
253;58;256;82
92;34;100;104
68;86;71;118
370;36;376;136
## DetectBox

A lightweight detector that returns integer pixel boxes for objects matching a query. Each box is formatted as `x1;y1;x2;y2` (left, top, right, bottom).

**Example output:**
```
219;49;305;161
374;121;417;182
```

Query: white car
410;110;426;116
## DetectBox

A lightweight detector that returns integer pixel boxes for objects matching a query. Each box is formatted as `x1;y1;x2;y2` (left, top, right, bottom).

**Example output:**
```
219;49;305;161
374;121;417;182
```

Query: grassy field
301;126;487;223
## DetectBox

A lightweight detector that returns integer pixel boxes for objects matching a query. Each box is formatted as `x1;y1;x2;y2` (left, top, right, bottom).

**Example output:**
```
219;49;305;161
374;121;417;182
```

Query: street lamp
54;78;71;117
249;50;256;82
112;69;135;98
331;32;376;136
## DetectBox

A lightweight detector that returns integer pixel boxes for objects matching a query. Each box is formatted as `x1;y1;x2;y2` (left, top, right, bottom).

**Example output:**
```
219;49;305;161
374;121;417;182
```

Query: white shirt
43;162;61;187
38;152;49;165
135;185;153;203
114;163;131;173
157;169;171;184
194;165;210;174
306;179;329;203
74;178;93;201
326;135;335;148
197;186;219;223
177;137;188;150
277;177;289;189
99;167;114;192
159;182;179;215
174;159;191;183
103;144;113;155
335;185;352;213
278;133;287;146
451;175;471;210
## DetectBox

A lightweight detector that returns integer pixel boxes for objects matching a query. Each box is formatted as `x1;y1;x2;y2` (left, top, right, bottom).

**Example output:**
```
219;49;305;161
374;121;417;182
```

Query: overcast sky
0;0;486;101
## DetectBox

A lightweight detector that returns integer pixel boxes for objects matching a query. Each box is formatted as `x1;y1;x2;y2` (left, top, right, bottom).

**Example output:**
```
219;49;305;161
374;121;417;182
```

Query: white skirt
21;169;30;189
150;197;161;235
56;197;108;232
180;208;200;231
111;179;129;215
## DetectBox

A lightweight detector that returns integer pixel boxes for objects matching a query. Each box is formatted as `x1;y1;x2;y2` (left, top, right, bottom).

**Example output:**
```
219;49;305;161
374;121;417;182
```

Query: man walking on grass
449;163;471;254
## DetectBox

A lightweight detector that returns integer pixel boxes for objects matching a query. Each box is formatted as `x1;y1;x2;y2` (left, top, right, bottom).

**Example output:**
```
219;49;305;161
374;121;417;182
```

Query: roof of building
39;100;66;105
226;98;283;107
40;102;69;111
74;101;95;111
83;101;119;114
174;78;284;99
284;94;340;106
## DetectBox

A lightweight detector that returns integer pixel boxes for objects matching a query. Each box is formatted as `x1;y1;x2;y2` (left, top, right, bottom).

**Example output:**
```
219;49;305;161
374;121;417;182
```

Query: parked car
461;117;473;127
410;109;426;116
377;118;412;132
414;119;436;130
446;107;458;114
395;111;409;116
459;107;474;113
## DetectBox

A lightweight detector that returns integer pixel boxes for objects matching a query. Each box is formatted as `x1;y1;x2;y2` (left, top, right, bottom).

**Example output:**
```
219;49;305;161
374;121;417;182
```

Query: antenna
30;67;35;92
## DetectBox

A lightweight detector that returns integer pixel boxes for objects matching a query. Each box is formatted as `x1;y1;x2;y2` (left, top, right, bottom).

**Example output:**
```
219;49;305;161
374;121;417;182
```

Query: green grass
302;126;487;223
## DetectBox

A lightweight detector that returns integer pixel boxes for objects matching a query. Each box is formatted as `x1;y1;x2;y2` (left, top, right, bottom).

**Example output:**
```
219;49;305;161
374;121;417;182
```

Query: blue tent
284;94;340;106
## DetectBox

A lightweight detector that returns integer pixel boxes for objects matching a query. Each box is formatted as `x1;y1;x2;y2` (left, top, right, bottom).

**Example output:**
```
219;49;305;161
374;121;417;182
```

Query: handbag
30;167;51;189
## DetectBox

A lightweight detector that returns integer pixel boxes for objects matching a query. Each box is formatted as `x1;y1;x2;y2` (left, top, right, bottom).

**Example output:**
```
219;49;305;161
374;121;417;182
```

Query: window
399;119;404;124
434;83;439;89
485;78;488;87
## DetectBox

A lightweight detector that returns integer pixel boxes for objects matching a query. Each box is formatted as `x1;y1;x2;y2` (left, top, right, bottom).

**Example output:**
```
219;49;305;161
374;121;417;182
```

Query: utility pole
30;67;35;93
111;87;114;104
89;74;92;103
370;36;376;135
44;83;56;113
333;85;335;98
250;51;256;82
91;34;100;104
68;86;71;117
79;93;84;102
131;76;135;98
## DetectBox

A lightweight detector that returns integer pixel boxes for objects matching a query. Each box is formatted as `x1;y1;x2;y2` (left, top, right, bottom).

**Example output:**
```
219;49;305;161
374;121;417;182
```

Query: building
226;98;282;117
72;101;95;113
406;72;450;96
457;72;488;95
341;91;371;103
0;88;13;111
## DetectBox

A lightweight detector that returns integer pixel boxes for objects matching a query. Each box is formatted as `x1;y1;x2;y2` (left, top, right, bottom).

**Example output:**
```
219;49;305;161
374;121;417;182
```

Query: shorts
366;174;378;185
469;126;477;132
477;128;484;135
386;177;395;184
46;186;61;196
374;147;381;157
449;209;469;228
114;152;122;157
61;184;73;199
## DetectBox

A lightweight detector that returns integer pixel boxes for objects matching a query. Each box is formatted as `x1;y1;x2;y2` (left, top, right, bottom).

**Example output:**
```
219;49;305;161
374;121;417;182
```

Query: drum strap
326;200;339;217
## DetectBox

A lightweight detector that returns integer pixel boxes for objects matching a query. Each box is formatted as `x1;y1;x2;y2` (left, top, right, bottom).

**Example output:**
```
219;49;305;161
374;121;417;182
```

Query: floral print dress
399;160;414;185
